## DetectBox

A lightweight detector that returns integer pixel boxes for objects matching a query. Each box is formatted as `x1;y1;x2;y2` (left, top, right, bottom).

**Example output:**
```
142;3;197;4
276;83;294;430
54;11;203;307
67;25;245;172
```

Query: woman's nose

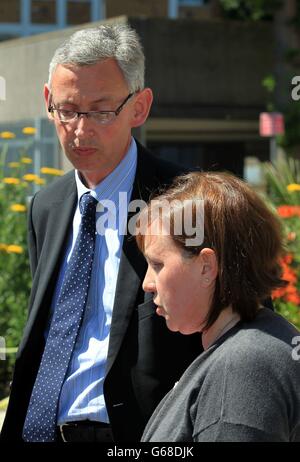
143;267;156;293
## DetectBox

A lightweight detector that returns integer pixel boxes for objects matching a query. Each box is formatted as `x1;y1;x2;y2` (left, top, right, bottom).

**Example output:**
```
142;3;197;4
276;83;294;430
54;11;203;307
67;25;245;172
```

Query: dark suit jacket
0;141;202;441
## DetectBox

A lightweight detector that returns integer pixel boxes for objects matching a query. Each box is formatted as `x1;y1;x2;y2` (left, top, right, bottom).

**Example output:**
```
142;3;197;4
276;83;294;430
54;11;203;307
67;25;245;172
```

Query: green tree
219;0;282;20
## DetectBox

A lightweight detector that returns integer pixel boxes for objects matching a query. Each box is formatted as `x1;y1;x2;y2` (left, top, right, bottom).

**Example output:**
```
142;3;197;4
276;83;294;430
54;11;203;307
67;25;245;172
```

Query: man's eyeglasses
48;93;134;125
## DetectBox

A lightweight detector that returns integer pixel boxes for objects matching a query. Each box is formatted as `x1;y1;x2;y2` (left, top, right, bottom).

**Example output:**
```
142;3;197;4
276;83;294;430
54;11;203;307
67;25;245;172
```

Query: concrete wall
131;18;274;119
0;16;274;124
0;17;127;123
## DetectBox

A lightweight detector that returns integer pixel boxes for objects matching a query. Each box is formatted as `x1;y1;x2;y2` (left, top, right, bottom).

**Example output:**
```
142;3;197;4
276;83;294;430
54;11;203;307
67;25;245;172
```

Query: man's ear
44;84;53;122
130;88;153;128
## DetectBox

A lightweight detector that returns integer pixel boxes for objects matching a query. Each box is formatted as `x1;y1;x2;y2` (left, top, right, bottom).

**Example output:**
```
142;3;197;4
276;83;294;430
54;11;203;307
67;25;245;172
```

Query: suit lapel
25;152;159;369
106;145;158;373
25;182;77;338
36;193;77;301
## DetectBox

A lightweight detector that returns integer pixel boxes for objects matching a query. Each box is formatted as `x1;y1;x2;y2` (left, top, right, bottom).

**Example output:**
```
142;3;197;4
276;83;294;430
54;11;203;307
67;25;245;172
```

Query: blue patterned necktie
22;193;98;442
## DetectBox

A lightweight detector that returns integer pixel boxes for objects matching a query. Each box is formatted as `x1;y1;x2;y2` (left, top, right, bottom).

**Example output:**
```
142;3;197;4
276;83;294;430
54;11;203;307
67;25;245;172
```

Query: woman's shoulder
229;308;298;355
185;309;300;388
191;310;300;440
214;309;300;384
181;308;300;392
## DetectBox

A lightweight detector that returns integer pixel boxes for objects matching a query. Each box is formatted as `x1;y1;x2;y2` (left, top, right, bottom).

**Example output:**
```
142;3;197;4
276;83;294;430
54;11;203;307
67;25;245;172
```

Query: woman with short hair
136;171;300;442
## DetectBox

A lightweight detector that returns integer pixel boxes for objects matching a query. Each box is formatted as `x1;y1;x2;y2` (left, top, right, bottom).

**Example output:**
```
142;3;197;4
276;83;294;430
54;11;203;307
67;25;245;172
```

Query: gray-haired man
1;24;201;442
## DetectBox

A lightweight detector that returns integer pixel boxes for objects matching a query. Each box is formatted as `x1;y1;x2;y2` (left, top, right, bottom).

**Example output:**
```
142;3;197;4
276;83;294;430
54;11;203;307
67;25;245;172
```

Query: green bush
264;155;300;329
0;132;64;398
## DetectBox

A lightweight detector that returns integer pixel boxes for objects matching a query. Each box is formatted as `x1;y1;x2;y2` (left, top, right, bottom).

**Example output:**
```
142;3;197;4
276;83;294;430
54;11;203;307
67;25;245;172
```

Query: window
67;0;91;25
31;0;56;24
0;0;21;22
178;0;204;5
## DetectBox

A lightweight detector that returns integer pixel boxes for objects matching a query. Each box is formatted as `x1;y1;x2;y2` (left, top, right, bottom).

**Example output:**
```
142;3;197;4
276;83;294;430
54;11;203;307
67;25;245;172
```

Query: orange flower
272;283;300;302
283;267;297;285
272;287;286;299
272;256;300;304
286;293;300;305
277;205;300;218
282;253;293;265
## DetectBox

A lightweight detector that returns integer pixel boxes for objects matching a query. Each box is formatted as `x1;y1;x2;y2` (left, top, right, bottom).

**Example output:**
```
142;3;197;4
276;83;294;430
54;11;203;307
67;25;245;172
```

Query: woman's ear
198;248;218;286
130;88;153;128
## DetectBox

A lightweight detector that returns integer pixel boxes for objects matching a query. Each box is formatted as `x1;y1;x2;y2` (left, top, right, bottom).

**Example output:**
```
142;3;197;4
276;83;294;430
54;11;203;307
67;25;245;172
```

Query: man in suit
1;23;201;442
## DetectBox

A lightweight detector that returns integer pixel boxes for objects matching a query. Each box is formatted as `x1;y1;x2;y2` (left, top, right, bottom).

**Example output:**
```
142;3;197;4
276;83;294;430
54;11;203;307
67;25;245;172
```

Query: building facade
0;0;220;40
0;15;274;185
0;0;105;40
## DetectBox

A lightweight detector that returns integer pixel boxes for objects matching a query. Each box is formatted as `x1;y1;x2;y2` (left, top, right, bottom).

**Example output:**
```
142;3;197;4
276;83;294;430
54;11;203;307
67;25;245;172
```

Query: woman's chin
174;324;200;336
164;318;180;333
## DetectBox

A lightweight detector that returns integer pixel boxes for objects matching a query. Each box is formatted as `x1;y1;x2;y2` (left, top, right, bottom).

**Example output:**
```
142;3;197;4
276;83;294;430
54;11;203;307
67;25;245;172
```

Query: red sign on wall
259;112;285;137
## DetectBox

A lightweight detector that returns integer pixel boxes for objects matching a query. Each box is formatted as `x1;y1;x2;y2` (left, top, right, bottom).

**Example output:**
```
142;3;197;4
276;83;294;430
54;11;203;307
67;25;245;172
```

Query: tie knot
79;193;98;216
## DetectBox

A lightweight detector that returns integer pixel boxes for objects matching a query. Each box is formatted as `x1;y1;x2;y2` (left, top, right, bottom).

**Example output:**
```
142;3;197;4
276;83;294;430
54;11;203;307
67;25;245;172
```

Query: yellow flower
40;167;64;176
21;157;32;164
0;131;16;139
10;204;26;212
23;174;38;182
3;177;20;185
0;244;8;252
34;177;46;185
8;162;20;168
6;245;23;254
22;126;36;135
287;183;300;192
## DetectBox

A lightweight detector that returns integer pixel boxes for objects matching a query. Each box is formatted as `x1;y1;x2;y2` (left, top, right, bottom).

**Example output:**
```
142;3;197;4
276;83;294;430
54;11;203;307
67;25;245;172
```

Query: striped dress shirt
48;138;137;424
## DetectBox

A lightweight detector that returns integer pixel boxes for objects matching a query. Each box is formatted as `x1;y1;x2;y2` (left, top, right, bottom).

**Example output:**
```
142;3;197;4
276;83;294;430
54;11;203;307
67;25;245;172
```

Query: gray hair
48;23;145;92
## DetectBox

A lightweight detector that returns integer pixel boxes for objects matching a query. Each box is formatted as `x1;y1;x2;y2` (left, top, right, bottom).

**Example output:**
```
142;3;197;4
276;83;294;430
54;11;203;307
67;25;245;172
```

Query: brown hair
136;171;286;328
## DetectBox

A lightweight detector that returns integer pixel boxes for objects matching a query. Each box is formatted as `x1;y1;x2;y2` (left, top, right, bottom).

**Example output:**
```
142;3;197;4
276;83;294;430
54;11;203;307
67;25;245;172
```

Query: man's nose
74;114;95;137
